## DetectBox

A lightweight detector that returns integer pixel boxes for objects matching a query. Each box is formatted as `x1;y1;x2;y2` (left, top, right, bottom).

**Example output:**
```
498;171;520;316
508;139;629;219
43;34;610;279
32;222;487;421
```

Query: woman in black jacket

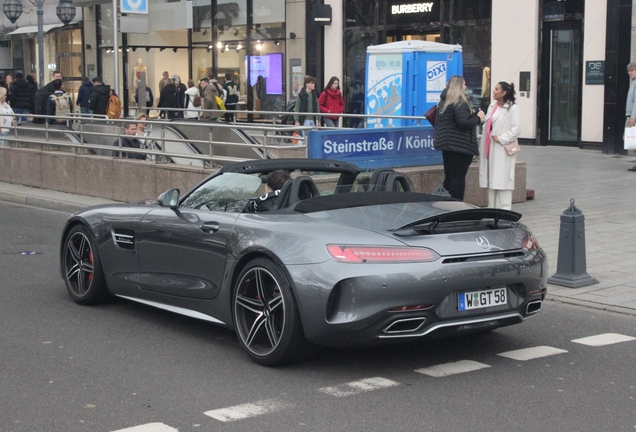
434;76;485;200
158;77;179;119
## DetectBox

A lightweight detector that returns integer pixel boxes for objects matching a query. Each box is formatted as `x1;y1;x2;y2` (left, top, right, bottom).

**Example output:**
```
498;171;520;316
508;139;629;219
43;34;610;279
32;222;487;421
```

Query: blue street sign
307;126;442;169
121;0;148;15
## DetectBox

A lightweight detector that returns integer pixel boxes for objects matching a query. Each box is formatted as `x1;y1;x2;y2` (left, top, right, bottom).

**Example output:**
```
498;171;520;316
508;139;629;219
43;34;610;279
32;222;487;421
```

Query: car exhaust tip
525;300;542;315
382;317;427;334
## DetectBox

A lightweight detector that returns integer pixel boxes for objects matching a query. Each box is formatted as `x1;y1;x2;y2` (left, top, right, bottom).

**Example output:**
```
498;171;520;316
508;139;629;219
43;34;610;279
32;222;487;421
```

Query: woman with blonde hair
0;87;15;146
433;75;485;200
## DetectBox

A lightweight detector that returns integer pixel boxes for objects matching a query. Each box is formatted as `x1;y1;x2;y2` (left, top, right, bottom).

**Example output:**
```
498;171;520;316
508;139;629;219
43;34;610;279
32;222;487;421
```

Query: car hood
303;201;529;256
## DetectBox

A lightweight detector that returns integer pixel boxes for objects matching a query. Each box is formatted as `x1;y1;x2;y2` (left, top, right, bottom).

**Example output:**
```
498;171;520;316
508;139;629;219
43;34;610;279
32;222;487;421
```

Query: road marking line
318;377;400;397
414;360;491;377
572;333;636;346
498;346;568;361
111;423;178;432
204;398;291;422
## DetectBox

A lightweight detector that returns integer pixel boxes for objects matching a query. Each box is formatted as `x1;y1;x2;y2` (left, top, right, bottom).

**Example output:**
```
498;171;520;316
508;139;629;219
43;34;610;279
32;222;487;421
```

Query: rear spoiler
390;208;521;236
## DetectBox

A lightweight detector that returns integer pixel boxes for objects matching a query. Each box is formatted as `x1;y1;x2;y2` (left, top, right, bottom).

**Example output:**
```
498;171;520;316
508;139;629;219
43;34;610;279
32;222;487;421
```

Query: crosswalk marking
498;345;568;361
111;423;178;432
571;333;636;346
414;360;491;377
204;398;292;422
318;377;400;397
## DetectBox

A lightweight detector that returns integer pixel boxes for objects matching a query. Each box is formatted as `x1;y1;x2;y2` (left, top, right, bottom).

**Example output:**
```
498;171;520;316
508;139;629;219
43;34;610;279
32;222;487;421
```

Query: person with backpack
46;79;73;126
33;70;62;124
318;76;345;127
184;79;201;119
158;77;179;120
199;78;219;121
76;77;94;116
89;76;116;117
223;72;239;122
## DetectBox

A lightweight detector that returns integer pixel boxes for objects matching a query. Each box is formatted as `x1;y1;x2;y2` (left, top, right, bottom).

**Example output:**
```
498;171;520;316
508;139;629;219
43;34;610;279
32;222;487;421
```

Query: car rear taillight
522;234;540;251
326;245;439;263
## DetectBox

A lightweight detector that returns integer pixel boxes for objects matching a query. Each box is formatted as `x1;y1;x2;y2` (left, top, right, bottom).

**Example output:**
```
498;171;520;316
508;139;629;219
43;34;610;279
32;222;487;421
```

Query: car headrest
288;176;320;206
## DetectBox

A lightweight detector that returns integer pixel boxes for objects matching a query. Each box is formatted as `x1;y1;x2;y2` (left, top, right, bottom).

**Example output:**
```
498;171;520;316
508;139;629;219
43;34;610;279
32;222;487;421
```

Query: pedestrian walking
173;74;187;119
76;77;94;116
88;76;114;116
294;75;320;130
27;75;38;114
46;79;73;126
625;62;636;171
184;79;200;119
0;87;14;146
434;75;485;201
158;77;179;120
318;76;345;127
199;77;219;120
479;81;520;210
33;70;62;124
9;73;32;123
223;72;239;122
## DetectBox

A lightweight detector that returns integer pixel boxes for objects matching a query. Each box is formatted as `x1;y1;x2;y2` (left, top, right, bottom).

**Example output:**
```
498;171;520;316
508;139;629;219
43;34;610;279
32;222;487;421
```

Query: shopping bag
624;126;636;149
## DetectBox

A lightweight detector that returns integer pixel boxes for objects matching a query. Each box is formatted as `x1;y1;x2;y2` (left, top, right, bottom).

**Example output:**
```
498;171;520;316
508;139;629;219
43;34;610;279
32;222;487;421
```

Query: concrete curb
545;295;636;318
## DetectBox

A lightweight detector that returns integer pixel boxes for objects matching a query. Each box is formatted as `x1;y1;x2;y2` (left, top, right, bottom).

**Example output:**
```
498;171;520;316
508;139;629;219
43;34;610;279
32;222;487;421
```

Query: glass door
539;21;582;146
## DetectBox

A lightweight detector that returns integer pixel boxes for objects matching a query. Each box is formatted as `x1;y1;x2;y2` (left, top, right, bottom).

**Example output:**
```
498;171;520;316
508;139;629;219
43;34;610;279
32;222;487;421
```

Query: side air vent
112;229;135;250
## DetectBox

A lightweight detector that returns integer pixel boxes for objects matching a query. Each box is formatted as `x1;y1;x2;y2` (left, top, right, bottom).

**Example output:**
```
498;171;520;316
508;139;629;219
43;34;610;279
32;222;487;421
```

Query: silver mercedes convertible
60;159;547;366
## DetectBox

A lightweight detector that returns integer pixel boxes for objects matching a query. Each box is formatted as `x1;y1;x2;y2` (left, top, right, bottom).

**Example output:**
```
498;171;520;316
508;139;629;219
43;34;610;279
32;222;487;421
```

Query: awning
6;23;64;35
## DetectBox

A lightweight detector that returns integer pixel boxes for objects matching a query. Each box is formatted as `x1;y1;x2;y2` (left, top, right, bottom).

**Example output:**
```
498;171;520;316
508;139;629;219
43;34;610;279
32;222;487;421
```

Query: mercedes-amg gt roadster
60;159;547;365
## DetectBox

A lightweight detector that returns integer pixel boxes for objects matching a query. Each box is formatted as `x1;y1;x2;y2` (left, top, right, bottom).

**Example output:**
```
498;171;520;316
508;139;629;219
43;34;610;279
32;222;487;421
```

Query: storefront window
344;29;374;127
345;0;376;28
453;0;491;20
45;28;83;101
453;25;491;109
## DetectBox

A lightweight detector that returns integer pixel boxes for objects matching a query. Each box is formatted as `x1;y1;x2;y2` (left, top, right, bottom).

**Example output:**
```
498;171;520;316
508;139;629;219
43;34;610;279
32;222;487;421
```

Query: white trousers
487;189;513;210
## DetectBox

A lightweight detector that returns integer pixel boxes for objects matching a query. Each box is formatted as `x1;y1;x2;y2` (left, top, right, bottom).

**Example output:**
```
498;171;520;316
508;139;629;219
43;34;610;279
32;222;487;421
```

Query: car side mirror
158;189;180;209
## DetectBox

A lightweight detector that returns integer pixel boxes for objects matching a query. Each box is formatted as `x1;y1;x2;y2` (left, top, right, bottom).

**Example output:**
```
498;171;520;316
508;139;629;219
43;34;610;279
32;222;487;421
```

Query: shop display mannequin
133;58;150;111
198;59;208;82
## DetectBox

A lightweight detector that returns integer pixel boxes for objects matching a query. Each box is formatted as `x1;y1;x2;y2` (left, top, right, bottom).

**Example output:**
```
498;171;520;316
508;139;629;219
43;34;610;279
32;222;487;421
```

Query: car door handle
200;222;220;233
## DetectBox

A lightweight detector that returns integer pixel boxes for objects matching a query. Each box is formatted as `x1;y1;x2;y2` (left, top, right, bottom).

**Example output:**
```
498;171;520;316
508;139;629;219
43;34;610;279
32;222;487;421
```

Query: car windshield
180;172;262;212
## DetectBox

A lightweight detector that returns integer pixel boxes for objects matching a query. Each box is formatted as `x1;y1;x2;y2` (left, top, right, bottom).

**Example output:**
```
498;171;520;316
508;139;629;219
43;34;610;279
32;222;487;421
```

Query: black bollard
547;199;598;288
432;181;451;197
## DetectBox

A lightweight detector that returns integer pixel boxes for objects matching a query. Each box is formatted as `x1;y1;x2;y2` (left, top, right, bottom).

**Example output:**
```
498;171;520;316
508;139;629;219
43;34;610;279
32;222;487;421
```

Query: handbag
424;105;437;127
624;126;636;149
504;140;521;156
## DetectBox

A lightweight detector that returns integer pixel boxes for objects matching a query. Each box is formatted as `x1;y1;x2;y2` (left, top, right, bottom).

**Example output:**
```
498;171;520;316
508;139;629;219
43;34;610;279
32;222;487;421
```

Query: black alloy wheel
233;258;317;366
63;225;109;305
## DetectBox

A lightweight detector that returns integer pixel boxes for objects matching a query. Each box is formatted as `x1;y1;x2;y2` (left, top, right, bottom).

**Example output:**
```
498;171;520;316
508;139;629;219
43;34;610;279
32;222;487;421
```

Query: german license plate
458;288;507;311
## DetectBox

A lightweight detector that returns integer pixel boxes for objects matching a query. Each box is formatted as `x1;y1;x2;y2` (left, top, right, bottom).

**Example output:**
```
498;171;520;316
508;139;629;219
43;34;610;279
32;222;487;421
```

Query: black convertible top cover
293;192;456;213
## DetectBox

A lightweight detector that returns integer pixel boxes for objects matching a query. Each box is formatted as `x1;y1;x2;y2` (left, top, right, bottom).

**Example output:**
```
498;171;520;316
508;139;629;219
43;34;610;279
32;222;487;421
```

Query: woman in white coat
184;79;200;119
479;81;519;209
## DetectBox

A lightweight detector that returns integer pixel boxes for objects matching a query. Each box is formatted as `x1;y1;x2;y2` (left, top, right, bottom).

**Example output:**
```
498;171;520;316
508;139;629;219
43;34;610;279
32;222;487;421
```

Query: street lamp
3;0;76;88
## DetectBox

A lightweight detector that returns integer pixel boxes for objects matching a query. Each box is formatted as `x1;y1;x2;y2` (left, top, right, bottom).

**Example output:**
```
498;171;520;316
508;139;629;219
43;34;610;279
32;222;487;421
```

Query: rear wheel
62;225;110;305
233;258;318;366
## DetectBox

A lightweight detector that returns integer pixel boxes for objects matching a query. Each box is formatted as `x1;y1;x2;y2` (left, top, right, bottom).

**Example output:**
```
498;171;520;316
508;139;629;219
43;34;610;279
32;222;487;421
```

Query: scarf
484;104;499;158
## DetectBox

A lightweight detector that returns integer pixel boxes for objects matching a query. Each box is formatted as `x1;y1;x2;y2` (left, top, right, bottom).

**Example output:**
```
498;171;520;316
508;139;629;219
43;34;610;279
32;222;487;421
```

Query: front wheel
62;225;110;305
233;258;318;366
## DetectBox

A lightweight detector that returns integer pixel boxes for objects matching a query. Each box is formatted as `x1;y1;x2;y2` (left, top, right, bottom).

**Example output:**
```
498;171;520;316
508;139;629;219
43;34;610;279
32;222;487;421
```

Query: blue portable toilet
365;40;463;128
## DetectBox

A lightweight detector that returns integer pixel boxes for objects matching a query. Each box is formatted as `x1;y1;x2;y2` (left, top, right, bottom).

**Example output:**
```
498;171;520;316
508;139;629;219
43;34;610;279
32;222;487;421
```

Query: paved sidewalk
1;146;636;315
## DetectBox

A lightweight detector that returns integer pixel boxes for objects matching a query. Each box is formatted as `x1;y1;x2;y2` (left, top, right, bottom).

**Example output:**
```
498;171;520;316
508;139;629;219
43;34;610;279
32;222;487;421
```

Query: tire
233;258;318;366
62;225;110;305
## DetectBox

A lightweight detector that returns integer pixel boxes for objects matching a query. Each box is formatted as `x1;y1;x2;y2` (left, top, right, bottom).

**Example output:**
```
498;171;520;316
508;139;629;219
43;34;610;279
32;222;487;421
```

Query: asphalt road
1;202;635;432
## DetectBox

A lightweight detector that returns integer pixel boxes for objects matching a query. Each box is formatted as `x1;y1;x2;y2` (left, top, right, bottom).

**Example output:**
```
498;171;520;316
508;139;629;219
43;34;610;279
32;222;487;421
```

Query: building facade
0;0;632;153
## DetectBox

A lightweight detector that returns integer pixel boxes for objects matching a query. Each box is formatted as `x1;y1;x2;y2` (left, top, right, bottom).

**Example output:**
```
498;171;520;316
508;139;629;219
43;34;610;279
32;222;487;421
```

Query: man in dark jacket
9;73;32;123
33;70;62;124
76;77;94;115
88;76;113;116
113;123;145;159
158;77;179;119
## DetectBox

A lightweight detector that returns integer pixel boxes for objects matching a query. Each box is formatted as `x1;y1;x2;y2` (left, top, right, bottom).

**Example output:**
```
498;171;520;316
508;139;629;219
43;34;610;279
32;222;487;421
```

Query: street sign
121;0;148;15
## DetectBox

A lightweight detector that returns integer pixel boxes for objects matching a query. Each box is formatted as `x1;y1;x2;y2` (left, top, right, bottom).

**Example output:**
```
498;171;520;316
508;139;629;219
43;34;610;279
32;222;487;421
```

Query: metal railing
0;108;430;166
